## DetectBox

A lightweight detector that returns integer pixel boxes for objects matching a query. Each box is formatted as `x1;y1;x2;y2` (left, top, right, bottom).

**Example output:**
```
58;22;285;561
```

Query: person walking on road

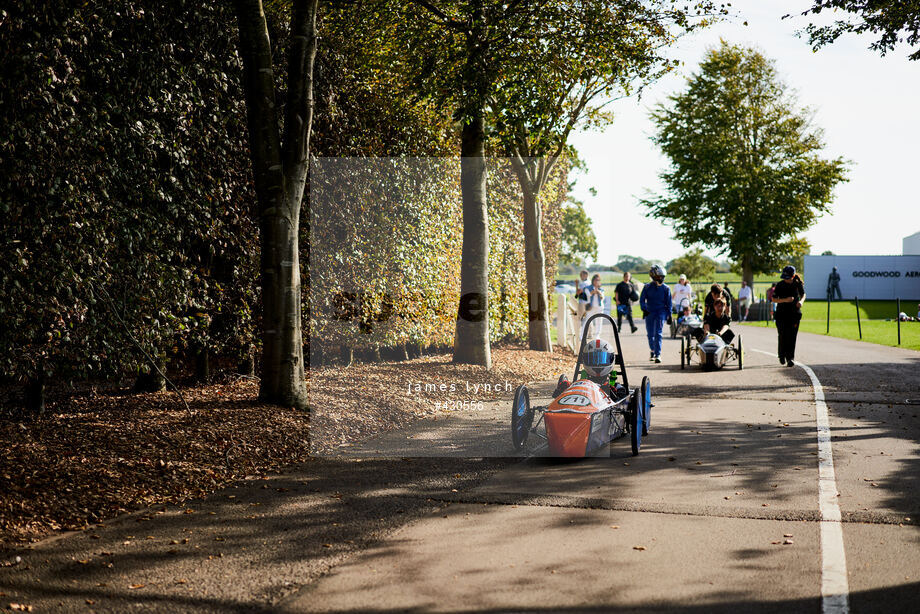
640;265;671;363
772;266;806;367
614;272;639;334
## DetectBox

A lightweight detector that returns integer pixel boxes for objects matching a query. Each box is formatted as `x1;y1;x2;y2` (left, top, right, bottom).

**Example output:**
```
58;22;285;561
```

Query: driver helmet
584;338;615;378
649;264;666;283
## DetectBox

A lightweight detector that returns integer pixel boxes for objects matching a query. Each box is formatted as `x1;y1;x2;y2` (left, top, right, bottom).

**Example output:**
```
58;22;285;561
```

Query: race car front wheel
641;376;651;436
629;393;643;456
511;385;534;452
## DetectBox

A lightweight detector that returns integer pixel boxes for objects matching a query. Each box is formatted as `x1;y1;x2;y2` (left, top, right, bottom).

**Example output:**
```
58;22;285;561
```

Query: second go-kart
510;312;652;457
669;298;696;338
681;329;743;371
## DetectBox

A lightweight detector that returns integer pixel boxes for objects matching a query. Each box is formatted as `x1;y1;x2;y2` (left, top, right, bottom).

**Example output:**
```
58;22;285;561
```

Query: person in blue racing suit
640;265;672;363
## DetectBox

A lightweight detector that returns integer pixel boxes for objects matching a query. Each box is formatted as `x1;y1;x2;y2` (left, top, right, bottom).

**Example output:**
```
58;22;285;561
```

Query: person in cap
672;273;693;313
639;265;671;363
772;266;806;367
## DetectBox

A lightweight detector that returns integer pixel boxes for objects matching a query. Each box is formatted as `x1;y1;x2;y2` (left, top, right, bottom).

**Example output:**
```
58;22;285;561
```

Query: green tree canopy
614;255;658;273
666;248;716;280
559;197;598;266
490;0;723;350
794;1;920;60
641;41;849;285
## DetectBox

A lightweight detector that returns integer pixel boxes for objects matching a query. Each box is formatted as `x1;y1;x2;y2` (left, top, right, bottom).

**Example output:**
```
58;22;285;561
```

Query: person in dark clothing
827;266;842;300
722;283;735;316
704;283;731;319
614;272;639;333
772;266;806;366
694;298;734;343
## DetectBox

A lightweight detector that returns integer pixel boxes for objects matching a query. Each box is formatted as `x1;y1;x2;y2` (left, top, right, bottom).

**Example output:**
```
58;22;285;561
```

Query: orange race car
511;312;651;457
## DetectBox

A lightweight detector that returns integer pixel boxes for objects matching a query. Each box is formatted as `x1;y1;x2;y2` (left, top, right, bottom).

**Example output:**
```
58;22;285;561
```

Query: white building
904;231;920;255
804;255;920;300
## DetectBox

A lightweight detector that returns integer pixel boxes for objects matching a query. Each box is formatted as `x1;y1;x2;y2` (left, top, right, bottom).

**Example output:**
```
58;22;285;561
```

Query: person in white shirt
672;274;693;312
737;279;753;321
582;274;606;337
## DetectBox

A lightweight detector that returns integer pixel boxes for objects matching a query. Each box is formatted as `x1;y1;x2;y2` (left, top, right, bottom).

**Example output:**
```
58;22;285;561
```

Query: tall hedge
0;2;569;409
0;1;257;406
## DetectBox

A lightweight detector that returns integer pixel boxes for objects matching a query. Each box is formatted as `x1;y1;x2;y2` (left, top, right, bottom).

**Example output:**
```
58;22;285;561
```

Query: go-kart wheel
680;337;686;370
629;393;643;456
738;335;744;370
511;385;534;452
641;376;651;436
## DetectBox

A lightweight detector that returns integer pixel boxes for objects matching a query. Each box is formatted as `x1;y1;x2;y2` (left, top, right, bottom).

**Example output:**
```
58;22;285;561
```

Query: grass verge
742;300;920;351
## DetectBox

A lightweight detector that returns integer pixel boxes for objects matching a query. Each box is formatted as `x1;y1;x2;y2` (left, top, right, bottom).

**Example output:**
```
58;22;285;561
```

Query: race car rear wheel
680;337;686;370
511;385;534;452
738;335;744;370
629;393;643;456
641;376;651;436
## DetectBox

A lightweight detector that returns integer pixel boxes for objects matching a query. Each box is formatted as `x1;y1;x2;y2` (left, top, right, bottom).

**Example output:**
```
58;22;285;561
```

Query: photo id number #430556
435;399;485;411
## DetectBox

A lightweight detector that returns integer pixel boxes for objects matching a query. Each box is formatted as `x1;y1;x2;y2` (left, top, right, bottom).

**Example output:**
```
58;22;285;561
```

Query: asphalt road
2;323;918;612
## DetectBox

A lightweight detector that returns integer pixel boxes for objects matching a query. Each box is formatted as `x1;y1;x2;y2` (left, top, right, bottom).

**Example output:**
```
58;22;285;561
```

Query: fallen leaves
0;344;574;549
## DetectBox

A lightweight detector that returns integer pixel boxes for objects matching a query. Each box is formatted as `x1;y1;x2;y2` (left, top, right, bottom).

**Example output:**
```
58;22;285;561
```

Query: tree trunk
741;255;754;289
24;372;46;415
194;348;210;383
521;183;552;351
238;344;255;376
234;0;317;410
452;115;491;368
258;210;307;406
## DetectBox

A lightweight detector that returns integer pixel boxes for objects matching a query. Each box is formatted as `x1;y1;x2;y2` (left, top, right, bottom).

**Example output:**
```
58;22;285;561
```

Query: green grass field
743;300;920;351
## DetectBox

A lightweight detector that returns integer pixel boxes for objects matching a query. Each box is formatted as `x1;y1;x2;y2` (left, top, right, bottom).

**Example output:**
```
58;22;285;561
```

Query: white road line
752;348;850;614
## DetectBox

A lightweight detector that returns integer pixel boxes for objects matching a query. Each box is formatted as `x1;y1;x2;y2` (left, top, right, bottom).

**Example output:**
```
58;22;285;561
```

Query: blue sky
569;0;920;266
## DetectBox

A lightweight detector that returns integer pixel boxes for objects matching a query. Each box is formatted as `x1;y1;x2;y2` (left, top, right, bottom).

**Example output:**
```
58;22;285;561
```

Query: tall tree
493;0;723;350
641;42;849;287
794;1;920;60
559;197;599;267
396;0;557;367
233;0;318;409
